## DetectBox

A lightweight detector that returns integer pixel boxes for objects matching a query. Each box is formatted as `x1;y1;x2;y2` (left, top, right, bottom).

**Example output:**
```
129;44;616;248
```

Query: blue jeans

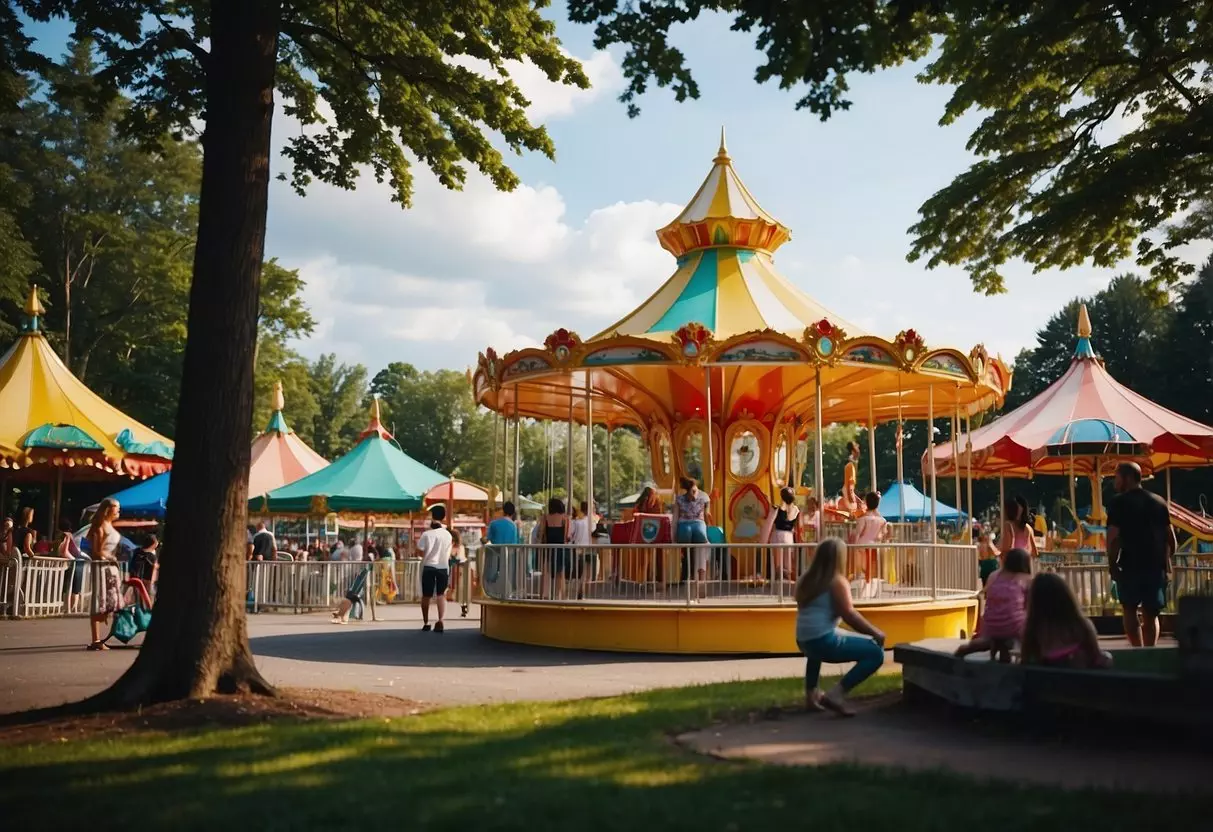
798;630;885;693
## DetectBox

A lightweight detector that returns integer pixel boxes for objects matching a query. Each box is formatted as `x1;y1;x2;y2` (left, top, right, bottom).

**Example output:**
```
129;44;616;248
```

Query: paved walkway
1;605;888;713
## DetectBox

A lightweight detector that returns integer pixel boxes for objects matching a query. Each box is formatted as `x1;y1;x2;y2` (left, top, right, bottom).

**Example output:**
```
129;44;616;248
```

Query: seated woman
794;537;887;716
1021;573;1112;669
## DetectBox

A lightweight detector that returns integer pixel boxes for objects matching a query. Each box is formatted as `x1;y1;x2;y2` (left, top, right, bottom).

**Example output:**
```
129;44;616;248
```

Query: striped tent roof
247;381;329;497
596;131;861;342
928;304;1213;477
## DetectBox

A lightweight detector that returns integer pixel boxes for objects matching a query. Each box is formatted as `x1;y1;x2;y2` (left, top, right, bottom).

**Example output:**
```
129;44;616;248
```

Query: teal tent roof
251;427;447;515
878;481;966;522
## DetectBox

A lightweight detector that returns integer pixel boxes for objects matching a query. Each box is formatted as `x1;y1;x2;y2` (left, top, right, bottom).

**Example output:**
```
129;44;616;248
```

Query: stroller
104;577;153;646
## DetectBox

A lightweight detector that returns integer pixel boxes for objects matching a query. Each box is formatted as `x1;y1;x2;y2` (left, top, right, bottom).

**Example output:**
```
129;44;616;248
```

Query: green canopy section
250;403;447;515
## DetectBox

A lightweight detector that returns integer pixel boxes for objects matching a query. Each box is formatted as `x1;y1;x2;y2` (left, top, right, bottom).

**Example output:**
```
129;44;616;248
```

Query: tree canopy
569;0;1213;293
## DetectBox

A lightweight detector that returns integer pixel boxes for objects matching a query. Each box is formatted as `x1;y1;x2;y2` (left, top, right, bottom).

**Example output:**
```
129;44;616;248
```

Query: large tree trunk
95;0;281;706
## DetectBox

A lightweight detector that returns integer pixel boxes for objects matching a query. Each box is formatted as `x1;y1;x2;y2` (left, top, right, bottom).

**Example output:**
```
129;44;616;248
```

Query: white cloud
510;50;623;120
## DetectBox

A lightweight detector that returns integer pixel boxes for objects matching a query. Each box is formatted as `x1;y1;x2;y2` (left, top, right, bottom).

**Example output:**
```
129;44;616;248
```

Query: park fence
1;555;129;618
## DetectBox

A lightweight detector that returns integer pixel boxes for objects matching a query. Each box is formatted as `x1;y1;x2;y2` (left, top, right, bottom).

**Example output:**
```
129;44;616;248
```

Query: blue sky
23;6;1210;374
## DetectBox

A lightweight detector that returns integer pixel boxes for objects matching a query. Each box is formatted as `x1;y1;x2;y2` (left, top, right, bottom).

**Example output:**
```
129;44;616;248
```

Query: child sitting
956;548;1031;663
1021;572;1112;669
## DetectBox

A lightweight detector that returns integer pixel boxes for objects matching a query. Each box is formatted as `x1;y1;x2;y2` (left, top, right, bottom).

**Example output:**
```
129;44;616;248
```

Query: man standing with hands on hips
1107;462;1176;647
417;505;453;633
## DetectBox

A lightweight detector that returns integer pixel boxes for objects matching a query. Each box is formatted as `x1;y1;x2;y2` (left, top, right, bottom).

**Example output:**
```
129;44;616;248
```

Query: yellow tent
0;287;174;483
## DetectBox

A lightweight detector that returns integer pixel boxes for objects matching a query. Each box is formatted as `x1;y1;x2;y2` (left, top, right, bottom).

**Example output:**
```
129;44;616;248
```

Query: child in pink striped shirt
955;548;1032;663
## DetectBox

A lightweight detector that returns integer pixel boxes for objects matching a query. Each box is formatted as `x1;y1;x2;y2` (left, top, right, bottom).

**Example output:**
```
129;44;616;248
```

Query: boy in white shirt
416;505;453;632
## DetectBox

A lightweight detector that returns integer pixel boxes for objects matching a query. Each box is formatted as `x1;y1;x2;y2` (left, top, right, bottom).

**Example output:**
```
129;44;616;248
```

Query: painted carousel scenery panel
583;345;669;366
502;355;552;380
716;340;802;363
841;344;898;367
922;353;969;377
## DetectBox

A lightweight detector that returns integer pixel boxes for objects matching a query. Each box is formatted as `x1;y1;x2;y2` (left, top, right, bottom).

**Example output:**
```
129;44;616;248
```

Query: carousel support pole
999;475;1006;542
867;393;877;494
364;514;376;622
1069;453;1078;547
931;385;941;548
965;414;974;544
704;366;715;509
1166;468;1173;507
489;408;500;518
896;384;906;526
567;382;575;505
512;408;521;504
0;472;7;520
814;367;824;533
584;370;594;518
51;465;64;537
952;404;961;533
606;426;614;518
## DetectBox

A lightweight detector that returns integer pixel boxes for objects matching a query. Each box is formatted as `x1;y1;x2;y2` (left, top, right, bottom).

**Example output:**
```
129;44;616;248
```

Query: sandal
85;642;109;651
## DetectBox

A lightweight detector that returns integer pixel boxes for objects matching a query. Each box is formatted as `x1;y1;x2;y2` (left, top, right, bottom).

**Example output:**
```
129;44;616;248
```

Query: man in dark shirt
1107;462;1175;647
251;520;276;561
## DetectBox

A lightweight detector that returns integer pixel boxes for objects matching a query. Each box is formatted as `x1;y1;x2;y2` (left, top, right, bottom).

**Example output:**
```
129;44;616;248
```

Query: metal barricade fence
0;556;130;618
480;542;978;606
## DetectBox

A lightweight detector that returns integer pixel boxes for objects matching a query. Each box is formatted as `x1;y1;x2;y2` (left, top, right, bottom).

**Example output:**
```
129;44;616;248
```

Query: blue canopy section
106;471;170;520
1046;418;1136;444
878;482;966;522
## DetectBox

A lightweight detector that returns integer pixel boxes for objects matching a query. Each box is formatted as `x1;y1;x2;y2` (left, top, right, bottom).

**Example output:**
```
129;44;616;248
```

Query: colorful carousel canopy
424;478;497;506
109;382;328;519
0;287;173;479
250;400;447;516
878;482;965;523
248;381;330;497
928;304;1213;478
473;132;1011;435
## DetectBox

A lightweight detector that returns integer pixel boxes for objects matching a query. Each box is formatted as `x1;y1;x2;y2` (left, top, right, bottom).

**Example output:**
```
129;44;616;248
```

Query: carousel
471;132;1013;652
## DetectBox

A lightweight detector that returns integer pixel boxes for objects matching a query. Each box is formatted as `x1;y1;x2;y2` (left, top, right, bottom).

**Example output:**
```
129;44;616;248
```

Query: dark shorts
1117;569;1167;614
421;566;449;598
978;558;999;586
548;548;576;578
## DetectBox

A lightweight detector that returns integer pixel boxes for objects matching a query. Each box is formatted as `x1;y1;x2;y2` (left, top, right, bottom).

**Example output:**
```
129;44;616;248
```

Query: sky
24;7;1212;376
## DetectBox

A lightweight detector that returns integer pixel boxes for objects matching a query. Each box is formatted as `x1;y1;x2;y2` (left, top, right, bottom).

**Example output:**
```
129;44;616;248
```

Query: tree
16;0;586;705
1156;257;1213;425
569;1;1213;293
306;354;368;458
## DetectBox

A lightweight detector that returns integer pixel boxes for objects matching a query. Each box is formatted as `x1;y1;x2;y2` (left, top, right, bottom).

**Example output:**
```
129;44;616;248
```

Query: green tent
250;405;447;515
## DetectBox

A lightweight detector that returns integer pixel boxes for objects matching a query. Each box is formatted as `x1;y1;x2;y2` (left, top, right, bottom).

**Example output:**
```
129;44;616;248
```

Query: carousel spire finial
1074;303;1096;359
272;380;285;412
714;126;730;164
359;395;394;440
264;380;291;434
22;285;45;333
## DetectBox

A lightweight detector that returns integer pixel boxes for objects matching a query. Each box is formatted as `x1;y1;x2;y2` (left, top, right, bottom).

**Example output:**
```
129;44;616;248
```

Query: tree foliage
569;0;1213;292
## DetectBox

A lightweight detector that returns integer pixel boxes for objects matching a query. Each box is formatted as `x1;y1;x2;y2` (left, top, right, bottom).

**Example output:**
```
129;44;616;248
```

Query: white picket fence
0;556;129;618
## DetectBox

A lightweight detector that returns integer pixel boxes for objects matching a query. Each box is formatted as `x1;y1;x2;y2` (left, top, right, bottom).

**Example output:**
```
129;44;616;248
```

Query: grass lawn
1106;646;1180;675
4;674;1208;830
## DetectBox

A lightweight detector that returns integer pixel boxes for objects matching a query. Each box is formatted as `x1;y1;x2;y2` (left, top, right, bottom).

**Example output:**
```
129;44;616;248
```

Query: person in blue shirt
485;502;520;591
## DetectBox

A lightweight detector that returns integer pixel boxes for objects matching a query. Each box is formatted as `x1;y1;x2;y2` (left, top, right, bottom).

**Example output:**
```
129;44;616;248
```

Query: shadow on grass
3;675;1209;830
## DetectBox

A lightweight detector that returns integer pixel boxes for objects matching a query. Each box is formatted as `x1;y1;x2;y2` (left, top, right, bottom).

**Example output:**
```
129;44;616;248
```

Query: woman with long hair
794;537;886;715
838;442;861;514
540;498;572;599
763;486;801;580
56;519;87;613
86;498;123;650
634;485;664;516
1001;495;1038;557
1021;572;1111;668
673;477;712;595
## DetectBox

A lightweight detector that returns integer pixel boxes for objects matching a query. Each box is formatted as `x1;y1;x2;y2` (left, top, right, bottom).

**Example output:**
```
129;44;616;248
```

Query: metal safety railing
479;542;979;607
1;555;130;618
1042;559;1213;616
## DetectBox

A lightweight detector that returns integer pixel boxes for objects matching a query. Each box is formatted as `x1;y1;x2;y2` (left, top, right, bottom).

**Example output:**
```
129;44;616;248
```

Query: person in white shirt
416;505;453;632
330;540;345;561
346;538;364;562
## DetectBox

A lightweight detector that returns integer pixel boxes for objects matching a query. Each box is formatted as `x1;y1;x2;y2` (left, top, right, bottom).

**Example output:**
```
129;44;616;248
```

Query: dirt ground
0;687;425;746
679;696;1213;794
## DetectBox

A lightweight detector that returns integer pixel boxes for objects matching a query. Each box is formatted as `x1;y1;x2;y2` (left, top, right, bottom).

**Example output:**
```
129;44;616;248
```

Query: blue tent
105;471;170;520
878;482;966;522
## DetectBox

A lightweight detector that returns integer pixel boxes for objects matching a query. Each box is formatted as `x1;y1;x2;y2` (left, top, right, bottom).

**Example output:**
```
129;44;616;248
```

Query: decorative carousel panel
724;420;769;484
841;342;899;368
583;344;672;366
673;419;723;488
649;425;675;490
920;351;972;379
715;337;805;364
771;423;794;487
501;353;553;381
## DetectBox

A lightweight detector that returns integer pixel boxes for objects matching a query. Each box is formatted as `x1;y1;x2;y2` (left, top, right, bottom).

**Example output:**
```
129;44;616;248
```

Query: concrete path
0;605;889;713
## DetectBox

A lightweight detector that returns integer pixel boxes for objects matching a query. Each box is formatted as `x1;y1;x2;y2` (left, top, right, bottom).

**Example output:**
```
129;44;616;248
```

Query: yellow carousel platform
479;594;978;655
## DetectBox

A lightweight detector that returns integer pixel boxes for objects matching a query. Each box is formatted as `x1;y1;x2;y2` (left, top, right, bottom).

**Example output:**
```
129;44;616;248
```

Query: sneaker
421;624;432;632
434;621;444;633
821;687;855;717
